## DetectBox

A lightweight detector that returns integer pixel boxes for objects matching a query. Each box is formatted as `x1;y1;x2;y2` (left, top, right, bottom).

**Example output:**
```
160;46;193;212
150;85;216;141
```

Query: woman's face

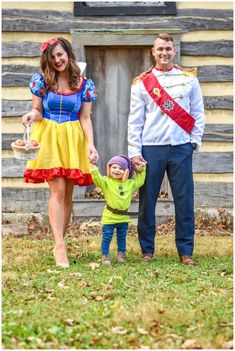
51;43;69;73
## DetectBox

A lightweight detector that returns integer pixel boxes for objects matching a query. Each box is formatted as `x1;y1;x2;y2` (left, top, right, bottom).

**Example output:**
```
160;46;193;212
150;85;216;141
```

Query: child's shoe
102;255;111;265
117;252;125;263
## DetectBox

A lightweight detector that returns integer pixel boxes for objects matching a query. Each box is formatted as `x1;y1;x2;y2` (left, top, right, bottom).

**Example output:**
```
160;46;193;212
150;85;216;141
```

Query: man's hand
131;156;147;173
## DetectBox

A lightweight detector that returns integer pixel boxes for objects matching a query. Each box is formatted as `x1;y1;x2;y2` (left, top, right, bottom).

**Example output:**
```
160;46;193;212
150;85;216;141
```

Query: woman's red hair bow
39;37;60;53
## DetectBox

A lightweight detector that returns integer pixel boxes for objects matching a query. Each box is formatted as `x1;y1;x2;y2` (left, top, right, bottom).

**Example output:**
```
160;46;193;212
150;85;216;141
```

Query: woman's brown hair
40;37;81;91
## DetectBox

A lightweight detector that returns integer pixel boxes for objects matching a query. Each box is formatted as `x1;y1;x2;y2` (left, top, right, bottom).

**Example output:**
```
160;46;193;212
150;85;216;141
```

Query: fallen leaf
82;296;89;304
57;279;65;289
47;269;61;274
112;326;128;335
64;319;75;326
108;276;123;284
47;294;58;301
94;295;104;301
223;340;233;349
69;272;82;277
137;327;149;335
181;339;201;349
89;262;100;270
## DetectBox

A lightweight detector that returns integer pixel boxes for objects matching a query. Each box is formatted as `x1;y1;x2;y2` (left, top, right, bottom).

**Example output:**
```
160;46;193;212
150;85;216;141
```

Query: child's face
109;163;125;180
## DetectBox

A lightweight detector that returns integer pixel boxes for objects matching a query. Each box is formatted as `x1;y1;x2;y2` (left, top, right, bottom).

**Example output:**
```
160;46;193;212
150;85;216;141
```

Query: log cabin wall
2;1;233;222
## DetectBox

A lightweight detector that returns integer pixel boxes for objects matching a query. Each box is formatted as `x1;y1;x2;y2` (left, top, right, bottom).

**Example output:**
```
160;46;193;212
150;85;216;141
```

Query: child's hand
131;156;147;173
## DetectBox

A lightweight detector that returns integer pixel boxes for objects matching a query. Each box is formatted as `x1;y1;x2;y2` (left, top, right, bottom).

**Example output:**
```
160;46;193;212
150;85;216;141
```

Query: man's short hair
155;33;174;42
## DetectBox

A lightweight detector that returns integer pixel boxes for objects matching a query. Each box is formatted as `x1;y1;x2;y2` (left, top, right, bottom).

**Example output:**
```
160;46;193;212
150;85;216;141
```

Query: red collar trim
52;77;85;95
154;65;174;72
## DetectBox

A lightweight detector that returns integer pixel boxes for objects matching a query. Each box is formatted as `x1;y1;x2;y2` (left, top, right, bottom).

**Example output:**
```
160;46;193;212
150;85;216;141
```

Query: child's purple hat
107;155;134;178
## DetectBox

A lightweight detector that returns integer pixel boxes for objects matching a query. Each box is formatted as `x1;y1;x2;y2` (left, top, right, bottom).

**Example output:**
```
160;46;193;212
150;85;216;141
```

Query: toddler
91;155;146;265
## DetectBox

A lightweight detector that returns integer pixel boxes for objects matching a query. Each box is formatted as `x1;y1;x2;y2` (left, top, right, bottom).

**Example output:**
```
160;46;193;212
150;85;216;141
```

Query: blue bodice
29;73;97;123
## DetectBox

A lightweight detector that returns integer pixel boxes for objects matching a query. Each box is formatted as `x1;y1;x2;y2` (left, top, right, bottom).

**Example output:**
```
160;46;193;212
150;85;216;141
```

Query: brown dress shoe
142;253;153;262
180;255;195;266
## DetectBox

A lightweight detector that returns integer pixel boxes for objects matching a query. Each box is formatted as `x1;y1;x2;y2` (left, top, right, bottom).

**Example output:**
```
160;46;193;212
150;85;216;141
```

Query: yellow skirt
24;119;93;186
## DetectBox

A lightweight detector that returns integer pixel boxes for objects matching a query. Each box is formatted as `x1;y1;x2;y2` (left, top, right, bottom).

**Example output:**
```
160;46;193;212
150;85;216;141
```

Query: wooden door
86;46;169;198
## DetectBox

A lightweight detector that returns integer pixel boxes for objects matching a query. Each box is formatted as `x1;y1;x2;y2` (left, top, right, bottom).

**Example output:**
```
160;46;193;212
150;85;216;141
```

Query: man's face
152;38;176;69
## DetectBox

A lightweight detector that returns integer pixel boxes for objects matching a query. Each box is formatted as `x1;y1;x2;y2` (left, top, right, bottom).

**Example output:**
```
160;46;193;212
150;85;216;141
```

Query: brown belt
106;204;142;217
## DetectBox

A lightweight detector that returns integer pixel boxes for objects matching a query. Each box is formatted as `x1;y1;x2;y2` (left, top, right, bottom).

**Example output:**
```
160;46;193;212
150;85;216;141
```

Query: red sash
141;71;195;133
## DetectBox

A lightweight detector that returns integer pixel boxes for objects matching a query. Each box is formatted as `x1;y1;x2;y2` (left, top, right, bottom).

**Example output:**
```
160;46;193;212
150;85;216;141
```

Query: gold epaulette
174;64;197;77
132;67;153;85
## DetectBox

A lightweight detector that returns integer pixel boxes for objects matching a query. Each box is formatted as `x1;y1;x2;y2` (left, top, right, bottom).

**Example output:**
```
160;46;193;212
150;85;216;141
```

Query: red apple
15;139;25;146
30;140;38;147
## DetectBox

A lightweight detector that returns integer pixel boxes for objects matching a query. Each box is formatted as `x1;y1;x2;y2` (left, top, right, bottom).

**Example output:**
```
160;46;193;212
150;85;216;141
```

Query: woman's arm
22;95;43;126
79;102;99;164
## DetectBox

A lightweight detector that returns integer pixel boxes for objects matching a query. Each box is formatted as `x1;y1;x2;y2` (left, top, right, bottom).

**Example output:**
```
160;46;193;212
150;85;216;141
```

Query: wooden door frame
71;29;182;63
72;29;182;201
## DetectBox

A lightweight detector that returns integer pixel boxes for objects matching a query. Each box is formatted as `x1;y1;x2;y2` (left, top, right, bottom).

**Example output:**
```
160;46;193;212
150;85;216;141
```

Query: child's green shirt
91;166;146;224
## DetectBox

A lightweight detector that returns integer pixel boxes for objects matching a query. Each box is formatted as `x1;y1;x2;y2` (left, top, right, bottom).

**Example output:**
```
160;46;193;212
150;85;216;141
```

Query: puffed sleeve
29;73;46;97
82;79;97;102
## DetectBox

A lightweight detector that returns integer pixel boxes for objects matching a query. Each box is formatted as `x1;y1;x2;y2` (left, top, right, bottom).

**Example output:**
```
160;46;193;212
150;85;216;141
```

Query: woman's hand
88;144;99;164
22;112;35;127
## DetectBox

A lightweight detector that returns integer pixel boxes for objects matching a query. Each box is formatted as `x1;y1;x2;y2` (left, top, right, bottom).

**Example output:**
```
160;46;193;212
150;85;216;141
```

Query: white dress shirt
128;66;205;158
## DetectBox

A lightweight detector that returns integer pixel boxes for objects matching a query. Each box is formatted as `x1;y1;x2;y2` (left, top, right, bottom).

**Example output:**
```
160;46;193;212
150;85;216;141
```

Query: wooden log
202;124;233;142
192;152;233;173
2;9;233;32
204;96;233;110
2;100;32;117
3;40;233;59
197;66;233;82
194;182;233;207
177;9;233;19
2;133;23;149
2;65;37;86
2;64;233;86
2;124;233;150
2;152;233;176
2;182;233;214
181;41;233;57
2;187;49;213
2;41;41;58
2;95;233;118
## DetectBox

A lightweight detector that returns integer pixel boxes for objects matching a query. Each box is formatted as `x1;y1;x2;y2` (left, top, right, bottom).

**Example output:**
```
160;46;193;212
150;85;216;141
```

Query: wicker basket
11;142;41;160
11;124;40;161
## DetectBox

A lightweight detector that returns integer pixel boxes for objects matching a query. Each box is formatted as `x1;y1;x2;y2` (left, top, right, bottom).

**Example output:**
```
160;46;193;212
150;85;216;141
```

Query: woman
22;37;98;268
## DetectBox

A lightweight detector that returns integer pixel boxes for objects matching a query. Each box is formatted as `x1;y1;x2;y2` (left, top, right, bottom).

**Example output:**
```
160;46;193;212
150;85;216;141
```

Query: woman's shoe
53;246;70;268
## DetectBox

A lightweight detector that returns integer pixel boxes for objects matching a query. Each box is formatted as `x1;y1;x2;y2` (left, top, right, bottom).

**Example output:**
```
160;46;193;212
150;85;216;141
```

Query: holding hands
131;156;147;173
88;144;99;164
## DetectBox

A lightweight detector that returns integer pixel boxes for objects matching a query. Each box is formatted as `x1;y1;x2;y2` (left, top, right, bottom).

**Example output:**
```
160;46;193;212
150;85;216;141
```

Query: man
127;33;205;265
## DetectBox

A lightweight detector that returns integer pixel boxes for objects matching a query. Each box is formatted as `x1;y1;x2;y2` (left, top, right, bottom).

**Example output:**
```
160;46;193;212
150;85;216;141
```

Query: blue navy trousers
138;143;194;257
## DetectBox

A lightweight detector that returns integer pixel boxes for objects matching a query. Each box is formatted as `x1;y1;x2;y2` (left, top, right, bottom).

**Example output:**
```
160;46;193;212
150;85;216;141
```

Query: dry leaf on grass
223;340;233;349
94;295;104;302
57;279;69;289
64;319;75;326
69;272;82;278
112;326;128;335
47;269;61;274
137;327;149;335
181;339;201;349
89;262;100;270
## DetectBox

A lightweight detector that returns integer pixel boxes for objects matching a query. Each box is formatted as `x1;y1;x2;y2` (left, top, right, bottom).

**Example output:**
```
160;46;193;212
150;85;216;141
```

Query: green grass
2;233;233;349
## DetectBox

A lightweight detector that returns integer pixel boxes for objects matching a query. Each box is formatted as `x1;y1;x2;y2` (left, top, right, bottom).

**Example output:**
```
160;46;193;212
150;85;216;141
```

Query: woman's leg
48;178;69;267
63;179;75;237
